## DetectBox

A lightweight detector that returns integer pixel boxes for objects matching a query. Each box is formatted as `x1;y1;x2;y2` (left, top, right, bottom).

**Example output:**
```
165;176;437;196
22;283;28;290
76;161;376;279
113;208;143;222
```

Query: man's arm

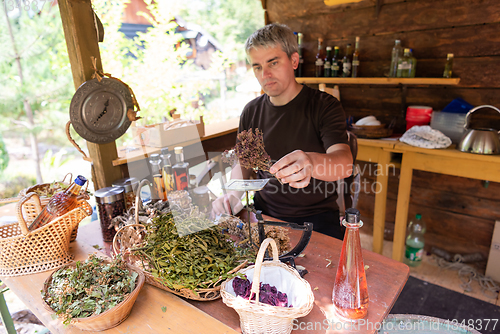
269;143;352;189
211;163;253;215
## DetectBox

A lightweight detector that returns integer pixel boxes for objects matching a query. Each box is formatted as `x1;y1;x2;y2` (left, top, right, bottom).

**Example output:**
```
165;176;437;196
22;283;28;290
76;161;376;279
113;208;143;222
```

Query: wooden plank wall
266;0;500;258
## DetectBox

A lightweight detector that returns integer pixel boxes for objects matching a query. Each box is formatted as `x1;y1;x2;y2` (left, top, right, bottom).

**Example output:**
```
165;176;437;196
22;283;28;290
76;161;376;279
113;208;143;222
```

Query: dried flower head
222;128;272;172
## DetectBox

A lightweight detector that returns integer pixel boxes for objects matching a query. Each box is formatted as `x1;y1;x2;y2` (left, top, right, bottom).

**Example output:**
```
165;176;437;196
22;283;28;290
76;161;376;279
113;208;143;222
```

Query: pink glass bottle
332;208;369;320
29;175;87;231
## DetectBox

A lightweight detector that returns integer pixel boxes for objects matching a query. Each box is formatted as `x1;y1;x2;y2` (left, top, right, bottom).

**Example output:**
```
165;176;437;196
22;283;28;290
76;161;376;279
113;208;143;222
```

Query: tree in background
0;3;74;183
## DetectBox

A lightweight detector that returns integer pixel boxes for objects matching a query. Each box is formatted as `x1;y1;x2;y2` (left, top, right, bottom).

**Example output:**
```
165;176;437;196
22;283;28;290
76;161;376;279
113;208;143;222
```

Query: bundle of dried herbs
132;211;251;292
222;128;272;173
42;254;138;325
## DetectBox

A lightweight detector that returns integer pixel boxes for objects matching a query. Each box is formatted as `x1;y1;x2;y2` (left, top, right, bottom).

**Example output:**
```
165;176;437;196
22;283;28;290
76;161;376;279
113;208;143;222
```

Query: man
213;23;352;239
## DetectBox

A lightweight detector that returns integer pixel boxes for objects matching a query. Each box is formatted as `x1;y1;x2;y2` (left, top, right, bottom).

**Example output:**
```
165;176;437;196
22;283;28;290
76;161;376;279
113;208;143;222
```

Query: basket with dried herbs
113;210;251;301
41;254;145;331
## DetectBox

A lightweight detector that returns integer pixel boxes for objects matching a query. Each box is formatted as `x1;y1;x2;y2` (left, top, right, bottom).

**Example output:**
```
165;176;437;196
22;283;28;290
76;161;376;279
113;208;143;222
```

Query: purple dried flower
232;275;291;307
222;128;272;173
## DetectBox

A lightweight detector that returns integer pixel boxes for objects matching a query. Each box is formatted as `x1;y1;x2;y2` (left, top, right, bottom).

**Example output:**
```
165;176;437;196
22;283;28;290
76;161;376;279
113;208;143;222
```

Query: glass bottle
342;44;352;77
173;146;190;191
297;32;304;77
396;48;412;78
160;148;175;194
332;208;369;321
331;46;340;77
408;49;417;78
352;36;360;77
29;175;87;231
389;40;403;77
405;213;426;267
149;153;168;201
324;46;332;77
315;38;325;77
443;53;454;78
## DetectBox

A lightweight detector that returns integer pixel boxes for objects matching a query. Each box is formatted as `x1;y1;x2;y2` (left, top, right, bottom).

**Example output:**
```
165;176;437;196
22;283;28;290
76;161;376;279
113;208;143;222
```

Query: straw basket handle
16;192;42;235
250;238;280;303
134;179;153;224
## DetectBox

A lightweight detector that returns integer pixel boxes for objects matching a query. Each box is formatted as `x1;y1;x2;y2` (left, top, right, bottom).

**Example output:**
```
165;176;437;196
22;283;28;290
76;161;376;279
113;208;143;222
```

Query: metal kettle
457;105;500;154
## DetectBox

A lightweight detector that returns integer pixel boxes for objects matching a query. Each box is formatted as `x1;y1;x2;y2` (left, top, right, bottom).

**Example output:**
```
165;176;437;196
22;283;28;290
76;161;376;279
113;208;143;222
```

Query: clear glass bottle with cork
160;148;175;194
149;153;168;201
389;40;403;77
173;146;190;191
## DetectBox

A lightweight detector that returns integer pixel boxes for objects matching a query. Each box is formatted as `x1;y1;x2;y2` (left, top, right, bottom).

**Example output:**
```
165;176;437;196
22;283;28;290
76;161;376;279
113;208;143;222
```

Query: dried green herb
42;254;138;325
132;211;253;292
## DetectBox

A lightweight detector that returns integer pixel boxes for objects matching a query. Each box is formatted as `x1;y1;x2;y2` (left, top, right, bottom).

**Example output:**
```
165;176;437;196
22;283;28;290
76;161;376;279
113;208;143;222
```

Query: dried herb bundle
222;128;272;173
132;211;251;291
42;254;138;325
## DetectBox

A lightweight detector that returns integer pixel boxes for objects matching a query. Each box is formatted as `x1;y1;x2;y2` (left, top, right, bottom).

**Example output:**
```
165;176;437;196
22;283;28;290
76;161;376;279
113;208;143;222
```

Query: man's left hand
269;150;313;188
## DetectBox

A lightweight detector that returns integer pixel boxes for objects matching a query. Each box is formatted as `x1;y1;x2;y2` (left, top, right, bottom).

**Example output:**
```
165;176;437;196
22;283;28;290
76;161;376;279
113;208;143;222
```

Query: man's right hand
211;193;243;217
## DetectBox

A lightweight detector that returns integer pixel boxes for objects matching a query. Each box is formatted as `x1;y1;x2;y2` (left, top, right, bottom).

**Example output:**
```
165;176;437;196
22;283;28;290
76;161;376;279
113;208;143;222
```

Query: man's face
248;45;298;99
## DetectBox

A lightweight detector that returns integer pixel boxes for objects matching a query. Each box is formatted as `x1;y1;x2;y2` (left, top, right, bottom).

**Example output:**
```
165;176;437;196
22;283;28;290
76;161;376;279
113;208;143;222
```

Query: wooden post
58;0;122;189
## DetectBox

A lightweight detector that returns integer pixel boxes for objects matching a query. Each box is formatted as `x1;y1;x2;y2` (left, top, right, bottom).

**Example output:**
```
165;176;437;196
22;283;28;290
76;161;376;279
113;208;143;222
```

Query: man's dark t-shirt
239;85;348;219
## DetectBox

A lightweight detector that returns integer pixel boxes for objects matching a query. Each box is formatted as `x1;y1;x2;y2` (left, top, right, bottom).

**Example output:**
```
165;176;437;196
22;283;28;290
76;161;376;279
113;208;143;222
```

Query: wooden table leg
392;152;414;261
372;149;391;254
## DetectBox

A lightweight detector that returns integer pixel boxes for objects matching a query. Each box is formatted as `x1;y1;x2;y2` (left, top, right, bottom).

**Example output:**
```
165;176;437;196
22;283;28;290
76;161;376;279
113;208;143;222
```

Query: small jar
94;186;125;242
112;177;139;211
192;185;211;213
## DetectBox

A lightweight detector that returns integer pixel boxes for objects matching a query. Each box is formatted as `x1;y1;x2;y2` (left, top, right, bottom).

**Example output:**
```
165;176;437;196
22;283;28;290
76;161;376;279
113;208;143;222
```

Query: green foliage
0;174;36;199
0;5;73;142
0;134;8;174
178;0;264;62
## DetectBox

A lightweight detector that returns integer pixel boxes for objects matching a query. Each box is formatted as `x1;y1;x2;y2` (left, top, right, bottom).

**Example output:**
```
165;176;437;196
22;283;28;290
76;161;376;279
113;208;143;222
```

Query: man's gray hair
245;23;298;58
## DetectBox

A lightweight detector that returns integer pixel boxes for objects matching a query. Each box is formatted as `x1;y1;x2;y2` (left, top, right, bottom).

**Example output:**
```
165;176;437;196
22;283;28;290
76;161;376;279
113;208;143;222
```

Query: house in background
121;0;222;69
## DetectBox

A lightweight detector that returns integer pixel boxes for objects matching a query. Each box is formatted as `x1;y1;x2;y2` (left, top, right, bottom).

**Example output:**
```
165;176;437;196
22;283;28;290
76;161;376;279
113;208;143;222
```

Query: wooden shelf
295;77;460;85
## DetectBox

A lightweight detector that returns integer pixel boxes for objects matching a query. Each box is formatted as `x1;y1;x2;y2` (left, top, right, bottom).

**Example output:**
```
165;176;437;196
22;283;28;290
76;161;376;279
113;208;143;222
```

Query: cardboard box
131;116;205;148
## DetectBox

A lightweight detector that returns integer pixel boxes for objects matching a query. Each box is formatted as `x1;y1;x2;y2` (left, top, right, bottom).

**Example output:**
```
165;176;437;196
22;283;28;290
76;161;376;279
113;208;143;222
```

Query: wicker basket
17;173;89;242
221;238;315;334
41;260;145;331
113;223;247;301
0;192;92;277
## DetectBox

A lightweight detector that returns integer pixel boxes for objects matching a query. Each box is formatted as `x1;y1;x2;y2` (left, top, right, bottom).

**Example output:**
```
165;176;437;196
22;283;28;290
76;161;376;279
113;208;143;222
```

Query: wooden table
390;141;500;262
0;212;409;334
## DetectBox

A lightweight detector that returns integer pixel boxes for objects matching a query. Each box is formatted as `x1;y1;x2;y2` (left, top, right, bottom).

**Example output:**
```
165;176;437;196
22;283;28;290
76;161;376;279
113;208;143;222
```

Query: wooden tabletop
0;207;409;333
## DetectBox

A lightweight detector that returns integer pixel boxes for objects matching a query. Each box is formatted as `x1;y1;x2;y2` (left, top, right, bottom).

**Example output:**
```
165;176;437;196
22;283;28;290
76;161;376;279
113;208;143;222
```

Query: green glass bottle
331;46;340;77
396;48;412;78
443;53;454;78
342;44;352;77
404;213;426;267
408;49;417;78
324;46;332;77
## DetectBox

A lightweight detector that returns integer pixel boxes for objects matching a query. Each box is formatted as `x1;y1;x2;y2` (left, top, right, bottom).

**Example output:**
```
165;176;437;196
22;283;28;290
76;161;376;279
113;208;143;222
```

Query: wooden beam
58;0;122;189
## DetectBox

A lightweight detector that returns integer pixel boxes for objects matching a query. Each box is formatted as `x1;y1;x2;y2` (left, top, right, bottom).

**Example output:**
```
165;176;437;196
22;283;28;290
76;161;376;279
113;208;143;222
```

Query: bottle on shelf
408;49;417;78
173;146;190;191
396;48;412;78
443;53;454;78
352;36;360;77
160;148;175;194
331;46;340;77
324;46;332;77
405;213;426;267
296;32;304;77
332;208;369;320
315;38;325;77
149;153;168;201
389;40;403;77
29;175;87;231
342;43;352;77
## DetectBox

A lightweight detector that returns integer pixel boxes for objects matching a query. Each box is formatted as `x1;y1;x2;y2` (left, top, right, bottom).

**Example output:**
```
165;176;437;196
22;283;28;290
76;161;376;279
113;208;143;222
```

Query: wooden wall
265;0;500;258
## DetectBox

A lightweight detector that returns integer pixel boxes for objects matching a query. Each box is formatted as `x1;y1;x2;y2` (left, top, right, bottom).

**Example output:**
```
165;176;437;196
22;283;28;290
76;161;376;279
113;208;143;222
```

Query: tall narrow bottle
396;48;412;78
352;36;360;77
389;40;403;77
331;46;340;77
342;44;352;77
315;38;325;77
29;175;87;231
324;46;332;77
297;32;304;77
173;146;190;191
443;53;454;78
332;208;369;321
149;154;168;201
160;148;175;194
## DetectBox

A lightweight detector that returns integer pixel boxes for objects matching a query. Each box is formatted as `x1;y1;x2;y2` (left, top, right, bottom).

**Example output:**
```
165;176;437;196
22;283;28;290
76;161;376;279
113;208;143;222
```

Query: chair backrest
336;131;360;217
